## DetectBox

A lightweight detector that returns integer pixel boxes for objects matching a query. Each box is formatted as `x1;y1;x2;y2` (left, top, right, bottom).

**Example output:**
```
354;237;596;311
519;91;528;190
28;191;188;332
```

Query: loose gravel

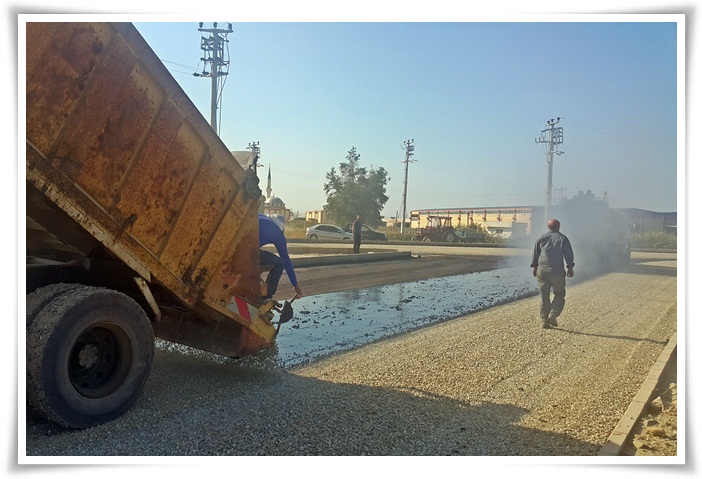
23;253;677;460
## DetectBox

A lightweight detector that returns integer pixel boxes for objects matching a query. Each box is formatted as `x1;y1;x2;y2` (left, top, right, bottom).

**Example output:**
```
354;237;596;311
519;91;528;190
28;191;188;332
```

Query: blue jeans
260;250;284;297
536;269;567;320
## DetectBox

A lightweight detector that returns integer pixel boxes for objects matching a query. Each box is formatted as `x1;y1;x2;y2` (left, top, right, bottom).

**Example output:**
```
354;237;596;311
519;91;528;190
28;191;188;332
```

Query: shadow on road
25;348;602;456
545;327;670;346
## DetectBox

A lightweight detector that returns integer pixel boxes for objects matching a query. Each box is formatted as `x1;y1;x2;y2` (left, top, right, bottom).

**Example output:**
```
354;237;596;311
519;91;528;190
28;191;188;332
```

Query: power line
559;117;672;143
159;59;201;73
412;162;538;189
409;189;543;198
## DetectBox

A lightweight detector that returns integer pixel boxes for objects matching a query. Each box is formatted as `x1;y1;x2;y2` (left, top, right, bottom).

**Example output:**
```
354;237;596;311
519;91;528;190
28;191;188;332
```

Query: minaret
266;166;272;200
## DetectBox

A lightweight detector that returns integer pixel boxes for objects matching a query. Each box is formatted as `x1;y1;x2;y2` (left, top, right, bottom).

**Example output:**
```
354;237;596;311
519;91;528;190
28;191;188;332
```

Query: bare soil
620;356;678;456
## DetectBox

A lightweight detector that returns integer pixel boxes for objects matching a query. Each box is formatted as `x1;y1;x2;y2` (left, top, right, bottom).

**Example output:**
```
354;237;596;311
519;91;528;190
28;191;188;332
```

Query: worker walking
530;219;575;329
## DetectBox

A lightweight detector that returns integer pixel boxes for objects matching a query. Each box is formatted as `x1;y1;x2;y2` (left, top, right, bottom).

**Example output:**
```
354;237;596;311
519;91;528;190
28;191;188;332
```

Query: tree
323;147;390;227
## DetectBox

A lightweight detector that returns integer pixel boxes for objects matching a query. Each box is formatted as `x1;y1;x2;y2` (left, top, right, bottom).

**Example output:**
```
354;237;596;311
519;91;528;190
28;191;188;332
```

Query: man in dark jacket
352;214;363;254
531;219;575;329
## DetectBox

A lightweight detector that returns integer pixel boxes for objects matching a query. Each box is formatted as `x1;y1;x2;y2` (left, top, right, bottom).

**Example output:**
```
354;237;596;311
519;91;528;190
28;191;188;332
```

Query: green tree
323;147;390;227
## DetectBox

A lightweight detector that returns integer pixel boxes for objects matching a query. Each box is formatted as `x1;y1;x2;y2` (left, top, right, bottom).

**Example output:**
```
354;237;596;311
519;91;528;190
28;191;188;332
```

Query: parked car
306;224;353;241
343;223;388;241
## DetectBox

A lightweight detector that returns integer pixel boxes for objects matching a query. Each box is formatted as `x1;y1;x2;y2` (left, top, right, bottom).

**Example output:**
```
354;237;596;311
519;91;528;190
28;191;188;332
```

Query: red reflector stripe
235;296;252;321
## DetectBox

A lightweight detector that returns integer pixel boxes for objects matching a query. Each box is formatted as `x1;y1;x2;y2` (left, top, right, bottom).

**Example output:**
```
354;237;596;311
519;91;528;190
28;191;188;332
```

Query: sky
127;17;681;217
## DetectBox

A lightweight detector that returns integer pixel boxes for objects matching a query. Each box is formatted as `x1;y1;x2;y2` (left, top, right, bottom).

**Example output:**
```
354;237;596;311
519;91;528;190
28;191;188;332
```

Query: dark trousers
260;250;284;297
353;236;362;253
536;269;567;320
353;236;361;253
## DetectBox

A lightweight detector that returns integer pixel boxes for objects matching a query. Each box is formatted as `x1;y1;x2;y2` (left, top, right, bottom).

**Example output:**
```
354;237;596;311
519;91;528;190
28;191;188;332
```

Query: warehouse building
409;206;544;240
620;208;677;235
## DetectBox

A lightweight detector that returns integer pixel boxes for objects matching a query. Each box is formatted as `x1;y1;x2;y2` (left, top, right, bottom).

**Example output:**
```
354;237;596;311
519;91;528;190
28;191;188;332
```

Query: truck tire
26;283;84;327
423;237;432;242
26;286;154;429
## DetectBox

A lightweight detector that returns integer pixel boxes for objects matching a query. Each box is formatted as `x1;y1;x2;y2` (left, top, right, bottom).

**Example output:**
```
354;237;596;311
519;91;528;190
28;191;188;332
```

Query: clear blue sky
133;18;680;216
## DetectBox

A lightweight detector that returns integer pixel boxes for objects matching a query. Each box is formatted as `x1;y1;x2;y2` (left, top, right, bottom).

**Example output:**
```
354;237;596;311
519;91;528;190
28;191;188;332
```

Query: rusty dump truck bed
26;22;276;357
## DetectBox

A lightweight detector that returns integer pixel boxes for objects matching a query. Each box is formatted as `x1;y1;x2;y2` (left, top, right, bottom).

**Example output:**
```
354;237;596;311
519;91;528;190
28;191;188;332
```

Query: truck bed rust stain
26;22;274;358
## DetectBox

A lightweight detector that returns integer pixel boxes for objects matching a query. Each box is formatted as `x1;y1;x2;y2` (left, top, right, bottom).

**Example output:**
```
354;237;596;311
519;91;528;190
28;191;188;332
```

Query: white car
306;224;353;241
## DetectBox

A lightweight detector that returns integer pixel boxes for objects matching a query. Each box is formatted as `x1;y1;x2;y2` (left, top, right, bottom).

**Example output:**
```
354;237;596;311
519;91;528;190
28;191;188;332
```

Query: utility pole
535;118;564;224
554;186;567;203
195;22;233;134
400;139;416;235
247;141;261;173
246;141;264;214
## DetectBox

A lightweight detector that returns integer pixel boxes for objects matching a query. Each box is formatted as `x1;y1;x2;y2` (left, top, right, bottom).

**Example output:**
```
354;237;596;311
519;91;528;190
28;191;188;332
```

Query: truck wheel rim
68;323;130;399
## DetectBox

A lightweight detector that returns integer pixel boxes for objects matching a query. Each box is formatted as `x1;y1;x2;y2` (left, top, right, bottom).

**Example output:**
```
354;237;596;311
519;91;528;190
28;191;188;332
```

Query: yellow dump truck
25;22;280;429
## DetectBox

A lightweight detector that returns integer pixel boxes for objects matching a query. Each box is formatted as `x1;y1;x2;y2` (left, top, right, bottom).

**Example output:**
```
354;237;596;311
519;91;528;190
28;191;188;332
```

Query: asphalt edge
598;331;678;456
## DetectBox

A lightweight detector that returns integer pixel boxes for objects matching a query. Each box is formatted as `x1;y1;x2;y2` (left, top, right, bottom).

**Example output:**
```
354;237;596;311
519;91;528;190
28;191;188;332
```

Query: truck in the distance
25;22;282;429
549;190;632;273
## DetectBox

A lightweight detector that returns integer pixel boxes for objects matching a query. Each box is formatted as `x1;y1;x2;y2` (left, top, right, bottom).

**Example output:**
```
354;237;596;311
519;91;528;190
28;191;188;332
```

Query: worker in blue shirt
259;214;302;303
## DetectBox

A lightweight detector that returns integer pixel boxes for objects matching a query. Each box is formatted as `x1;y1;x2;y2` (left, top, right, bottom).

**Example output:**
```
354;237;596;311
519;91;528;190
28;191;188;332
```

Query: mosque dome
267;196;285;207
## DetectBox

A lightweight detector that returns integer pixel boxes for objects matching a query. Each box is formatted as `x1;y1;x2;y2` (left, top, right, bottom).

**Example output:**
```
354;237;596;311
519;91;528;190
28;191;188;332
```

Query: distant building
230;152;293;221
619;208;677;235
230;150;257;170
409;193;676;240
305;209;327;224
261;167;292;221
384;216;410;228
409;206;543;239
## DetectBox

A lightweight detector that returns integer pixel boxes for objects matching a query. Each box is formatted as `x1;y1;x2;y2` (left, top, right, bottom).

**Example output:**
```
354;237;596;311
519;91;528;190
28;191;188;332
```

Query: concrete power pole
195;22;233;134
400;139;416;235
535;118;564;225
247;141;261;173
246;141;265;214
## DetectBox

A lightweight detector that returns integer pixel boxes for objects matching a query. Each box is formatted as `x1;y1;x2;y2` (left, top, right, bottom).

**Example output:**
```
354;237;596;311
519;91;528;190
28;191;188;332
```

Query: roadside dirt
621;356;678;456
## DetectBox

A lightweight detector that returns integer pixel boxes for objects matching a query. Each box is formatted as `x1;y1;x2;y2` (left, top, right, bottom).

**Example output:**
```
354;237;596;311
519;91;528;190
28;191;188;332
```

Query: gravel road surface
22;250;678;464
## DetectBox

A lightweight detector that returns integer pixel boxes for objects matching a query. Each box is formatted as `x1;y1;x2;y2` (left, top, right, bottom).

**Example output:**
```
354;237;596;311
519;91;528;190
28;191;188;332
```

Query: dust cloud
498;190;632;288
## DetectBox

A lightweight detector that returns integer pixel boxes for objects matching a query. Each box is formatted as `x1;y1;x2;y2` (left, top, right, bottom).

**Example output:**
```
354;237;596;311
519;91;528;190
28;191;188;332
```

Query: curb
598;331;678;456
291;251;412;268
